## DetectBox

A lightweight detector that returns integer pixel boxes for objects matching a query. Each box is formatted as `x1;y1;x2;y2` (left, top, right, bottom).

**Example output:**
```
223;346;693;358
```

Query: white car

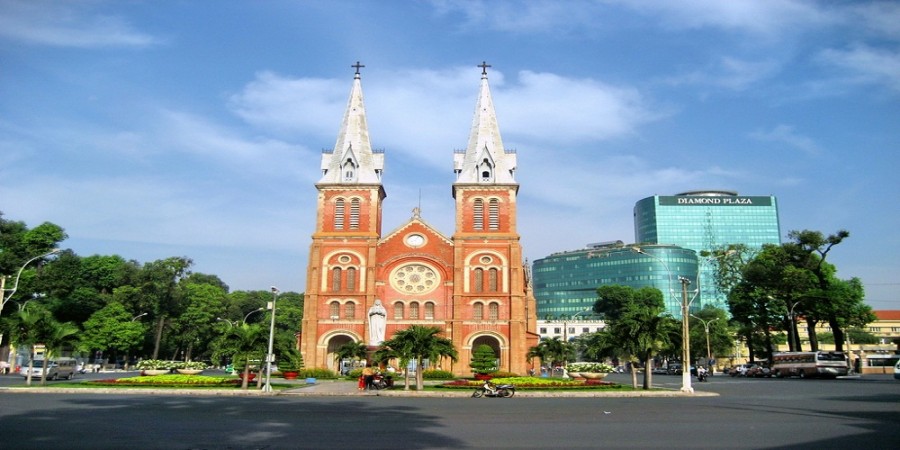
20;358;77;380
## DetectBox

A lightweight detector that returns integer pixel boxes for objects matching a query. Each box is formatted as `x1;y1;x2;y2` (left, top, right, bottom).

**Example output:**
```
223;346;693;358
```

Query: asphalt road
1;372;898;449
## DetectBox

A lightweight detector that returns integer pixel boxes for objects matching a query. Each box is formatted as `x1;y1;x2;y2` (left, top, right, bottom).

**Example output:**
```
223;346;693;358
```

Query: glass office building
532;242;699;319
634;190;781;311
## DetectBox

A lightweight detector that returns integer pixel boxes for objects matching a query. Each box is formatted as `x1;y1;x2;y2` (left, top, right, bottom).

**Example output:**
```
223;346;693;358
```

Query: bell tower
300;62;385;368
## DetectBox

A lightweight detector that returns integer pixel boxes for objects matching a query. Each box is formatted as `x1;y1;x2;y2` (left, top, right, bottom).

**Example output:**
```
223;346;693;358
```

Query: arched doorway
471;335;502;371
326;334;356;374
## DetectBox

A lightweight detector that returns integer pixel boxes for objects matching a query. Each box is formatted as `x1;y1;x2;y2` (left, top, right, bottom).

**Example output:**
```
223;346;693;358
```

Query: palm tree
333;341;368;373
379;325;457;391
8;307;49;386
527;337;576;373
39;321;80;386
214;322;266;390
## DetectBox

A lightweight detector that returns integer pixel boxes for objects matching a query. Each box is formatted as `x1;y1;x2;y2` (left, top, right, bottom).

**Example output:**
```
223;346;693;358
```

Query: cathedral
299;63;539;377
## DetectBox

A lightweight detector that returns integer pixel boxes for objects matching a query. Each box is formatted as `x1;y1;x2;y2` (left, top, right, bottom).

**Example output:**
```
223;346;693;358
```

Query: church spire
319;62;384;185
453;61;517;185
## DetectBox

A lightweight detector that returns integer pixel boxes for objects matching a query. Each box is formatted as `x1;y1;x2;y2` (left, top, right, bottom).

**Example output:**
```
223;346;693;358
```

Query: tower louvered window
489;302;499;320
332;267;342;292
488;268;498;292
488;199;500;230
334;198;345;230
473;199;484;231
394;302;404;320
346;267;357;291
474;303;484;320
410;302;420;320
473;268;484;293
349;198;360;229
425;302;434;320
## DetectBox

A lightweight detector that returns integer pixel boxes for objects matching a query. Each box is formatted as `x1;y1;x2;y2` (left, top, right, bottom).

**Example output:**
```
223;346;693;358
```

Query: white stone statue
367;299;387;346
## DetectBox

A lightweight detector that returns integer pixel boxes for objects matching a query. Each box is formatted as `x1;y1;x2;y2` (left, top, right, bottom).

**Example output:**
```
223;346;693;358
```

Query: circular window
338;255;351;264
405;234;425;248
480;256;493;264
390;264;440;294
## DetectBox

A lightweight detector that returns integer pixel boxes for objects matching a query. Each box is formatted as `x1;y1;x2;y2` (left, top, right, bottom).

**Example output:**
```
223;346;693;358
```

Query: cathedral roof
453;62;517;186
318;63;384;185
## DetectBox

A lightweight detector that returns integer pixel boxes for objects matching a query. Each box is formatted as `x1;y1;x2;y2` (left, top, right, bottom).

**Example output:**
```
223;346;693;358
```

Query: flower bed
438;376;622;390
88;374;240;387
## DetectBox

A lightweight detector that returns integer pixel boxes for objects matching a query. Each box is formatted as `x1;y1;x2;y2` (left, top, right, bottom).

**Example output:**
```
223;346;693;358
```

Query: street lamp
131;312;148;322
632;246;697;393
787;299;804;352
262;286;278;393
562;308;594;342
691;314;720;367
0;249;60;320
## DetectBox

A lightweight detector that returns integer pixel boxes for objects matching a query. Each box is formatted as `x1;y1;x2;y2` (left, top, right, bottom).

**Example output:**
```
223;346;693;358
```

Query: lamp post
131;312;148;322
562;308;593;343
691;314;720;367
0;249;60;320
632;246;696;393
787;299;804;352
678;277;694;393
262;286;278;393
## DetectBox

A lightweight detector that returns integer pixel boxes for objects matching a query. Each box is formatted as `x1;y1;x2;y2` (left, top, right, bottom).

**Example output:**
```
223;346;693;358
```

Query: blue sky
1;1;898;310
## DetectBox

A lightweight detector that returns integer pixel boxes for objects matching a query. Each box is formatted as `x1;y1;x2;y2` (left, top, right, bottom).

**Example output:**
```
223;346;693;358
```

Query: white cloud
749;125;821;156
664;56;781;91
817;45;900;93
0;0;161;48
607;0;834;36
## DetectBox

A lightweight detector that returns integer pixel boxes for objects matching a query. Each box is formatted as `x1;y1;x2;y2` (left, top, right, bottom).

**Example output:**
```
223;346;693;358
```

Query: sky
1;0;898;310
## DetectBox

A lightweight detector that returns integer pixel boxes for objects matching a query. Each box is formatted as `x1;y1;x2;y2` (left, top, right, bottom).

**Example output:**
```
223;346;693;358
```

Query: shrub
135;360;176;370
469;344;499;375
565;362;614;373
423;369;455;379
297;368;338;379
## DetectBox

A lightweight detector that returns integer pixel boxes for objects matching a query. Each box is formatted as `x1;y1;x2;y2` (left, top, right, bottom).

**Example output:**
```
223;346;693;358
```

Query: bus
771;351;848;378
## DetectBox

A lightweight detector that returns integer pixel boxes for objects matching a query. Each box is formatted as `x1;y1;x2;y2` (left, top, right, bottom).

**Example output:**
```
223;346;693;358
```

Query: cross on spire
478;61;492;75
352;61;365;75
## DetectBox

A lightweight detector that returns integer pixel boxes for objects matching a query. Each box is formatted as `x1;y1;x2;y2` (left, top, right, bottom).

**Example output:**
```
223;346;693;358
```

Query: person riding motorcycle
482;379;497;395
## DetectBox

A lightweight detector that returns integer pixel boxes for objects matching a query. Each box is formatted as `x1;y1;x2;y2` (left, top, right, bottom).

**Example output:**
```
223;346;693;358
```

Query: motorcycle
472;381;515;398
369;374;392;390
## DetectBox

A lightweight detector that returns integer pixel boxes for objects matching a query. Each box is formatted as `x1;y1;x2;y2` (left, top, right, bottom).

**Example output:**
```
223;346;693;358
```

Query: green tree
137;257;192;359
591;285;676;390
689;306;732;367
527;337;576;370
379;325;458;391
469;344;499;376
81;302;145;364
214;322;266;390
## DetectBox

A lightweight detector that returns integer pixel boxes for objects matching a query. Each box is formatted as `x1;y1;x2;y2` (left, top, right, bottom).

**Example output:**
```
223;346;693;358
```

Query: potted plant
278;350;303;380
566;362;614;379
469;344;499;380
175;361;207;375
136;359;174;376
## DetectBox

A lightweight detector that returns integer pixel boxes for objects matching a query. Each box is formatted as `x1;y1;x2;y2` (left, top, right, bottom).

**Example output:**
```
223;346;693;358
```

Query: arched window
488;199;500;230
473;303;484;320
393;302;404;320
473;268;484;293
345;302;355;320
346;267;357;291
332;267;342;292
488;268;499;292
473;198;484;231
424;302;435;320
334;198;345;230
349;198;360;230
409;302;420;320
489;302;499;320
329;301;340;319
479;158;493;182
342;158;357;182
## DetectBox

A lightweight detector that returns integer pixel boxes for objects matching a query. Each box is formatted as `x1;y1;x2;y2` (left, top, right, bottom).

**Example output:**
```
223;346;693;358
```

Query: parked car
728;363;754;377
19;357;77;380
746;364;772;378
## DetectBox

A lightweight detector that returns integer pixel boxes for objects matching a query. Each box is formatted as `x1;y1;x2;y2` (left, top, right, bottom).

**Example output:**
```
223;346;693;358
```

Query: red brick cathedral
299;63;538;376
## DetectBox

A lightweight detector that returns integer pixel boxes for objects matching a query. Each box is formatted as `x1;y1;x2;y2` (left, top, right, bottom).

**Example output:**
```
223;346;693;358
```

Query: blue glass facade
533;242;699;319
634;191;781;311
